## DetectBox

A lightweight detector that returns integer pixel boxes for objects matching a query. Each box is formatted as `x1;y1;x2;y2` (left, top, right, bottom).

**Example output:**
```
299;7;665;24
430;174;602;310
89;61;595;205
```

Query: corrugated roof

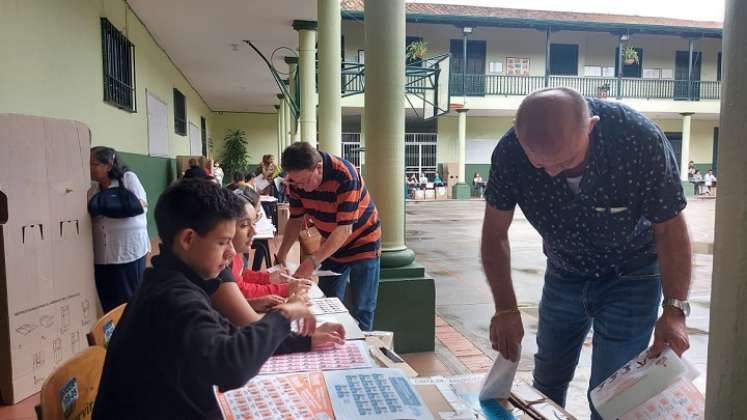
340;0;722;32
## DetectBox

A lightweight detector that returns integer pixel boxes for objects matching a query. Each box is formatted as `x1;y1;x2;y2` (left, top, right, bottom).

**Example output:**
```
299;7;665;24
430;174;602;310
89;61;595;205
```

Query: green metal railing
448;74;721;101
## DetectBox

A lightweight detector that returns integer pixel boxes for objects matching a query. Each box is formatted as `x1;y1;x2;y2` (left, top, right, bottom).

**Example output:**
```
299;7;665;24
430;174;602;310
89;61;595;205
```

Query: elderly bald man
481;87;691;418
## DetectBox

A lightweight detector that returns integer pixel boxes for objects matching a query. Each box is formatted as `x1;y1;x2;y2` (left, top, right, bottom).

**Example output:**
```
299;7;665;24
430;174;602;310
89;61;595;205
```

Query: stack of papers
590;348;703;419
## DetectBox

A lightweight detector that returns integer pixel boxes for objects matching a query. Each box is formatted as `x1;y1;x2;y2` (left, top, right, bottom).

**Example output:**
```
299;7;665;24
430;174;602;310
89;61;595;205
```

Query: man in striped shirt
276;142;381;330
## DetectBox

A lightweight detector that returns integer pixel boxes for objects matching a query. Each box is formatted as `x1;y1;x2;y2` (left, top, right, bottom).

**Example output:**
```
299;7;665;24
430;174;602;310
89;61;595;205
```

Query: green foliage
623;47;640;64
406;40;429;62
220;129;250;179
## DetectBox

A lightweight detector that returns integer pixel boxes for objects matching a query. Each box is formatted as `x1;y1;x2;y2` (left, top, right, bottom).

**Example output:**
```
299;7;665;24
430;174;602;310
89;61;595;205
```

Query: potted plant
220;129;251;181
597;82;611;98
623;47;639;65
406;40;428;64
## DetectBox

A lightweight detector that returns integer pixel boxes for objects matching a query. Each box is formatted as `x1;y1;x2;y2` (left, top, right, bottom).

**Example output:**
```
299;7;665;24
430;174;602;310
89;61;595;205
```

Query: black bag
88;175;144;219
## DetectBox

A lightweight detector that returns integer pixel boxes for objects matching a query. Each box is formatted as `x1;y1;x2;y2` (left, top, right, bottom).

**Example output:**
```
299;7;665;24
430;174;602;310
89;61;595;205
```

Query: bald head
514;88;598;177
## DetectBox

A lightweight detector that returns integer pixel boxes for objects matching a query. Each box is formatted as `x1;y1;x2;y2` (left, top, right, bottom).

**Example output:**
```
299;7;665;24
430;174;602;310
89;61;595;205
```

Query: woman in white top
88;147;150;312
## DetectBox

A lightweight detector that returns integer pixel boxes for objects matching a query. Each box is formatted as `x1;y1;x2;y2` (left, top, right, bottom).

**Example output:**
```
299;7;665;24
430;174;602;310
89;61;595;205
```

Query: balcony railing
449;74;721;101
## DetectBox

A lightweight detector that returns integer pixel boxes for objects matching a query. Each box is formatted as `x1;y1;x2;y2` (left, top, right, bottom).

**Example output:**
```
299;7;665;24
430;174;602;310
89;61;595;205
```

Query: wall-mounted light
620;34;630;41
463;27;473;35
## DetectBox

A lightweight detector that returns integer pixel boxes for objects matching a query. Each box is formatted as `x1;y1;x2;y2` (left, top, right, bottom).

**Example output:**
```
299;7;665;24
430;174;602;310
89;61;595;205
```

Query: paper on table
325;368;434;420
479;345;521;401
259;340;372;375
284;262;341;277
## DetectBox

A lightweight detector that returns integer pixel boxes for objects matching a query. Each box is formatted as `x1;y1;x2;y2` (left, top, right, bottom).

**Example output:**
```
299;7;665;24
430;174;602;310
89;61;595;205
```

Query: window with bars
173;88;186;136
101;18;136;112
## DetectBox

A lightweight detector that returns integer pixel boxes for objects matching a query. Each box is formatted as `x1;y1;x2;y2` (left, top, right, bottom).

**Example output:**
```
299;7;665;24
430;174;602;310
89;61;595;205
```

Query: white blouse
88;171;150;265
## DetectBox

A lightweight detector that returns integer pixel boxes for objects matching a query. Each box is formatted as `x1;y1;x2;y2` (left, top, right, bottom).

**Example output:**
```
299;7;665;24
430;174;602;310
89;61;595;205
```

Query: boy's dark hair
281;142;322;171
232;171;244;183
244;172;255;183
155;179;245;247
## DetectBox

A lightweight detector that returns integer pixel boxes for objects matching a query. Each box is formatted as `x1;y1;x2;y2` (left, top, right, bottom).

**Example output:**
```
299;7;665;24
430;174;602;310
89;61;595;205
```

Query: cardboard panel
0;114;98;404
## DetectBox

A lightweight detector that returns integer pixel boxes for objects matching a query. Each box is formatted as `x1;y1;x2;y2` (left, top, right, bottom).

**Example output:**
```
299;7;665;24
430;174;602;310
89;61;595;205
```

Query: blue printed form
324;368;434;420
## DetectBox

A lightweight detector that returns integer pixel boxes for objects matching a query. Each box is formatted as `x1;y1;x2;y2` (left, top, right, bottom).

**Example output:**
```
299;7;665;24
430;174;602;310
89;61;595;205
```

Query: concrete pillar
285;57;300;142
705;0;747;417
274;103;283;158
457;109;468;183
680;113;693;181
363;0;411;262
284;99;292;149
293;20;318;146
362;0;434;355
317;0;342;156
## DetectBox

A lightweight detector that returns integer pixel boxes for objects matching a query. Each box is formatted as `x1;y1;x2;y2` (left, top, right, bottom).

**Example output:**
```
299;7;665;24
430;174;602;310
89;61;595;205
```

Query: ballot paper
282;262;341;278
619;377;704;420
214;371;334;420
310;297;349;315
479;346;521;401
258;341;372;375
325;368;433;420
590;348;702;420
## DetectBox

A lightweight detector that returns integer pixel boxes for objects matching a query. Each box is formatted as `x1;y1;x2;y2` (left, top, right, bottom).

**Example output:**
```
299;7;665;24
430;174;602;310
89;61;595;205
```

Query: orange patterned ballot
215;371;335;420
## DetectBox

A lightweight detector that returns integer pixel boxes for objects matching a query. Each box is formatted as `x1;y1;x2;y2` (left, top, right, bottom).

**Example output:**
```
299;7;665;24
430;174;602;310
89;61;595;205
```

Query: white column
359;110;366;168
457;109;468;183
705;0;747;417
293;20;318;146
680;113;693;181
317;0;342;156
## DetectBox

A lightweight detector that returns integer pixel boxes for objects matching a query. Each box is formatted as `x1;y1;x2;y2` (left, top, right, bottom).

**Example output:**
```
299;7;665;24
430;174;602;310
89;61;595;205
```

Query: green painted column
364;0;410;262
293;20;318;146
680;112;693;181
365;0;434;353
705;0;747;416
453;108;472;199
317;0;342;156
285;57;299;142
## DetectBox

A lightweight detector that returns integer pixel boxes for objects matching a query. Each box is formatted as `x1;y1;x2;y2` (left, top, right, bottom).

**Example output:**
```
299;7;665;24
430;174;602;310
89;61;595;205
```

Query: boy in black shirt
93;179;316;419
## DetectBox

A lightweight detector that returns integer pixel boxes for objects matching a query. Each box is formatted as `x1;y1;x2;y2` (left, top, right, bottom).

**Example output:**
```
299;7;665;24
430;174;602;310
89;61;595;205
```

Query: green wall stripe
117;152;177;239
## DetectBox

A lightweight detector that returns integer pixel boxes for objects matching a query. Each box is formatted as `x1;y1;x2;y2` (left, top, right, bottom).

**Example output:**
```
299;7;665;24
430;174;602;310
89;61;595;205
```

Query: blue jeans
532;262;662;420
318;257;380;331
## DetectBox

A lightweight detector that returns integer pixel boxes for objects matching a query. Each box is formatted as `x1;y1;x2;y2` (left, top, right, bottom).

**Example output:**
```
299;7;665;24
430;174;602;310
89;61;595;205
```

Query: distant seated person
183;158;208;179
226;171;245;191
433;173;443;187
92;179;318;420
229;187;312;312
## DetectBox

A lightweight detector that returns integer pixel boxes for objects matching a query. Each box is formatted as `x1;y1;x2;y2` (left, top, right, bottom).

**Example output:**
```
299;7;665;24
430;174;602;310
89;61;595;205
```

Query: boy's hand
286;292;310;305
311;322;346;350
275;301;317;336
248;295;285;313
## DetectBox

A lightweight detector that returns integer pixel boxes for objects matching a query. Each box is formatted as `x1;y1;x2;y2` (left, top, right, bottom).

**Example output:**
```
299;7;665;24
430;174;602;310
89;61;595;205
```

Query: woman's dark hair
232;171;244;183
281;142;321;171
91;146;128;179
244;172;256;183
155;178;245;247
234;186;260;208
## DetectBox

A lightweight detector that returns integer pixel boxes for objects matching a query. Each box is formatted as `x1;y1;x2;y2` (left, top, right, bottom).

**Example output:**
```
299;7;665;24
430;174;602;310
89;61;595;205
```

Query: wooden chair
38;346;106;420
86;303;126;347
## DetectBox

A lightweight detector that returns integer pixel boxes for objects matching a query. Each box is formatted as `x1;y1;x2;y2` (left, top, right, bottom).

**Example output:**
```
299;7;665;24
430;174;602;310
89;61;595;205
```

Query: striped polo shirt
287;152;381;263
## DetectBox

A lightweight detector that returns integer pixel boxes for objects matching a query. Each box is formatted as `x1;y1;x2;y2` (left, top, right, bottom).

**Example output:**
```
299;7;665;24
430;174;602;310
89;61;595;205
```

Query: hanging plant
623;47;639;65
406;40;429;62
220;129;251;180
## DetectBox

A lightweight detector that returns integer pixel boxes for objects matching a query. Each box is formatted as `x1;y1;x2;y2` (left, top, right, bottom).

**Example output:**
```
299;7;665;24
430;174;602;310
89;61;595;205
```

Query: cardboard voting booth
0;114;99;403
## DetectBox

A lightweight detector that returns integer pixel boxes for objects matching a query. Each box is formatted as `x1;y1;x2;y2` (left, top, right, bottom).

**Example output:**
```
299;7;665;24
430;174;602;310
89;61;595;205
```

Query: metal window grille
342;133;362;169
173;88;186;136
101;18;136;112
340;132;437;179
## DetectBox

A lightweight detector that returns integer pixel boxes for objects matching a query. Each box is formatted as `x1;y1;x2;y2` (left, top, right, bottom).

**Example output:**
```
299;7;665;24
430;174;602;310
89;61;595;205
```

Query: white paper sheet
479;346;521;400
325;368;434;420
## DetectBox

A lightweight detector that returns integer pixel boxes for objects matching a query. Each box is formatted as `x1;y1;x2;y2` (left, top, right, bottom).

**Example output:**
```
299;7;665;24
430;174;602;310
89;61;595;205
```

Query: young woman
88;146;149;312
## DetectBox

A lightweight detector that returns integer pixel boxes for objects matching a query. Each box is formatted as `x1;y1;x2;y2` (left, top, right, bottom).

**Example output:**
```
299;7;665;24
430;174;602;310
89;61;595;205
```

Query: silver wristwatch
662;297;691;317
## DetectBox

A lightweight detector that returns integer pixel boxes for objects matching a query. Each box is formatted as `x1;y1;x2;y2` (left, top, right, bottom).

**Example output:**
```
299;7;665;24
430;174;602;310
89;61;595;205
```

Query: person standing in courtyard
481;88;692;419
275;142;382;331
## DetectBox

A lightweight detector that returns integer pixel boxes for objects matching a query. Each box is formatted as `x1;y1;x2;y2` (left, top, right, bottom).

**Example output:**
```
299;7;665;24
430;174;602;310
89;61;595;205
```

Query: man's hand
275;301;317;336
248;295;285;313
311;322;346;350
489;310;524;362
649;307;689;358
294;257;316;279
